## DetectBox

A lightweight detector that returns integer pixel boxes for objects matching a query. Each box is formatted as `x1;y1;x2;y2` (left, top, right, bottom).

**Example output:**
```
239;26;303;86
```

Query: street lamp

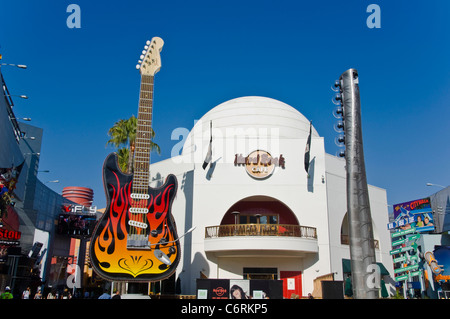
426;183;446;189
6;94;28;99
0;63;27;69
10;117;31;121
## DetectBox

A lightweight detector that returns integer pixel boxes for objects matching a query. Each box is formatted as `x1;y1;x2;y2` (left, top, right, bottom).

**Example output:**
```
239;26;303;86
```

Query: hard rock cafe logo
213;287;227;297
234;150;285;179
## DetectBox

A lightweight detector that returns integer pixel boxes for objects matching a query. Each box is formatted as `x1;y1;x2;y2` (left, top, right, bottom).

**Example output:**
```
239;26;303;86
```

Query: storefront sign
234;150;285;179
0;229;21;241
0;229;21;249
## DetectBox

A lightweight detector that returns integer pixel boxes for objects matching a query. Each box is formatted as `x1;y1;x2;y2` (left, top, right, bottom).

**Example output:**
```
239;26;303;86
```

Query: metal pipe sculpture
338;69;378;299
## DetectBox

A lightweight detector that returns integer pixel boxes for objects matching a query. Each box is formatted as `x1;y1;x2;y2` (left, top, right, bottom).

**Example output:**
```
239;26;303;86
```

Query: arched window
220;195;299;226
340;212;379;249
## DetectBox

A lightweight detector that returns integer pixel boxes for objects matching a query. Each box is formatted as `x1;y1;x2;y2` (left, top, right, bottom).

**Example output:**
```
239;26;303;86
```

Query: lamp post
231;211;240;235
6;94;28;99
0;63;27;69
10;117;31;121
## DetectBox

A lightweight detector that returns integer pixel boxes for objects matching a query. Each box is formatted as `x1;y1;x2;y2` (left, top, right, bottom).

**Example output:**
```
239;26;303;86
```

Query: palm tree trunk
127;143;135;174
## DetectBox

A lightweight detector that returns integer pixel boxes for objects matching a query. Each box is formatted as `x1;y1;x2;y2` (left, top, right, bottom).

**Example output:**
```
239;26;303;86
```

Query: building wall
147;97;393;296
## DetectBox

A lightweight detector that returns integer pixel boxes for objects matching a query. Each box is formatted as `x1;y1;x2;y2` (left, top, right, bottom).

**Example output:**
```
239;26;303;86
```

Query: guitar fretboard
132;74;154;194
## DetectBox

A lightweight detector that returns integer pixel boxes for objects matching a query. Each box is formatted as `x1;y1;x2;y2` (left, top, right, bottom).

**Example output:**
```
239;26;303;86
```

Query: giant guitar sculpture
90;37;180;281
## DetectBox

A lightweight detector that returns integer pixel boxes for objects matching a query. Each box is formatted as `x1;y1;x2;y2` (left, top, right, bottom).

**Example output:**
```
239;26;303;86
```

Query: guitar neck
132;74;154;194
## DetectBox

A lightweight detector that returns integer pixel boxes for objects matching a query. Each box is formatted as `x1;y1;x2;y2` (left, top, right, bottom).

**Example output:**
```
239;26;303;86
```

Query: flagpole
202;120;213;170
304;121;312;178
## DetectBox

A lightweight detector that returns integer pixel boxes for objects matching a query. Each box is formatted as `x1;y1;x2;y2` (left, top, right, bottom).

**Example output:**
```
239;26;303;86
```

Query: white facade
149;96;394;297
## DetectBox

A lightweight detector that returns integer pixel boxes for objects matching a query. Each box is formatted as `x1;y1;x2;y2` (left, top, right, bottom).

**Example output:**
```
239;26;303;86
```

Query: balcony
205;224;317;238
204;224;319;258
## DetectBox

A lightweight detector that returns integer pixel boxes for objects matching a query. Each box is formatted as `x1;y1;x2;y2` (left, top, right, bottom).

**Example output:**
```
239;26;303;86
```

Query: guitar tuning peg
136;64;141;69
144;45;149;50
140;54;144;59
142;50;146;54
146;40;151;45
138;60;142;64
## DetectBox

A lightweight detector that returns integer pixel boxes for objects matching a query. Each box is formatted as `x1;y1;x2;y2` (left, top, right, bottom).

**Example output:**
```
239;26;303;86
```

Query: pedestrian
22;287;31;299
62;288;71;299
34;287;42;299
0;286;13;299
47;290;55;299
111;289;121;299
98;289;111;299
344;274;353;299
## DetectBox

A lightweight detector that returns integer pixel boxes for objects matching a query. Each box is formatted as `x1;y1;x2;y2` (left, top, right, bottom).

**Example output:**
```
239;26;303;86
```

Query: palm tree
106;115;160;173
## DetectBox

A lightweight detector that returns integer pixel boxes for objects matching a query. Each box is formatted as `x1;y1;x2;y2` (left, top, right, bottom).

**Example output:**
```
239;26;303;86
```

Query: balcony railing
205;224;317;239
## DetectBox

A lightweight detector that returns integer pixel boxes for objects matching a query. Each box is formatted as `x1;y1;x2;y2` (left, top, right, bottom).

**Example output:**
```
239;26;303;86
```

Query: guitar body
90;152;180;281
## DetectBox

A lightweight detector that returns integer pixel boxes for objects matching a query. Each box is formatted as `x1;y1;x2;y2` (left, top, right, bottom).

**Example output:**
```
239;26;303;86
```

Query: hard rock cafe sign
234;150;285;179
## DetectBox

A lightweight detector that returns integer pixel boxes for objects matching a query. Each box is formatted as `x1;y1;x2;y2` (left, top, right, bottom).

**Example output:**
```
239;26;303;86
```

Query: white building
149;96;394;298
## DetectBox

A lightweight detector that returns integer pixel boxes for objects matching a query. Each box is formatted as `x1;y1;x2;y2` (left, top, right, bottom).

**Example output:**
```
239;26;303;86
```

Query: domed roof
182;96;319;155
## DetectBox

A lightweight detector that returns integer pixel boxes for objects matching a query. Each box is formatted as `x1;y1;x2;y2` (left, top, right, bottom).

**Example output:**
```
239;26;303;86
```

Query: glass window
269;215;278;224
238;214;279;224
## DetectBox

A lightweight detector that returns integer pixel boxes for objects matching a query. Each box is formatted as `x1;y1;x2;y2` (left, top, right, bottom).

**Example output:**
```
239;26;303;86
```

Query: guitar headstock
136;37;164;76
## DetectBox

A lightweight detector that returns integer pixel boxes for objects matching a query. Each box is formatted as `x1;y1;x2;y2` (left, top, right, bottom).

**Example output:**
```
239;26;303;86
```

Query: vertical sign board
388;197;434;295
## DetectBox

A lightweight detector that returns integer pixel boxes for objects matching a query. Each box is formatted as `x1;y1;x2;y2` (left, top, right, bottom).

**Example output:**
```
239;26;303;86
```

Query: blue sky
1;0;449;209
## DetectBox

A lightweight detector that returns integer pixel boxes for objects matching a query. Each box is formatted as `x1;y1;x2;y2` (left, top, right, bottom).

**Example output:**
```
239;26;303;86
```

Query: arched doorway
220;195;299;226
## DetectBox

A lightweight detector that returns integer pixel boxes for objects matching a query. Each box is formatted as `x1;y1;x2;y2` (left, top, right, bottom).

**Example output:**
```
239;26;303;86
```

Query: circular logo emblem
213;287;227;296
244;150;275;179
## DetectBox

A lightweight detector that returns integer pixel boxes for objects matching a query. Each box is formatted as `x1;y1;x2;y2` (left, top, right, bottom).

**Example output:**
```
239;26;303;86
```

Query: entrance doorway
280;271;302;298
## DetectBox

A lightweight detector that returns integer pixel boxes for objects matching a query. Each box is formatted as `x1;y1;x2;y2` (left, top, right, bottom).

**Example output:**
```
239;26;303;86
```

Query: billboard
388;197;435;232
57;204;98;238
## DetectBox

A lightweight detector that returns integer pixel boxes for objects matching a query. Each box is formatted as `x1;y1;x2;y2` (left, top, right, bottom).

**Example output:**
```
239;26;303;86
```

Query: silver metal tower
339;69;379;299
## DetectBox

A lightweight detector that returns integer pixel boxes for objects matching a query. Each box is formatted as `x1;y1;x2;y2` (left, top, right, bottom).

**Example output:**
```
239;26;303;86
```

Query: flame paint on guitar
90;152;180;282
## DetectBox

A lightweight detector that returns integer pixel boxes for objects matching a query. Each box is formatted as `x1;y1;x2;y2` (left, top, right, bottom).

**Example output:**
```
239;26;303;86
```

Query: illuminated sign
234;150;285;179
62;204;97;214
0;229;21;246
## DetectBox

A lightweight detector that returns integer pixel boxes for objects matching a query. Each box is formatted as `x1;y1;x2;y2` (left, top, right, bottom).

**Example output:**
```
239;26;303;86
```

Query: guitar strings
131;74;153;240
